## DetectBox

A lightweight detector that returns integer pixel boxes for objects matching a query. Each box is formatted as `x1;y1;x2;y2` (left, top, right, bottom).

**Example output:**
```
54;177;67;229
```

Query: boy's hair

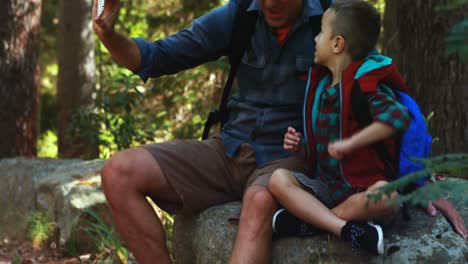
329;0;381;60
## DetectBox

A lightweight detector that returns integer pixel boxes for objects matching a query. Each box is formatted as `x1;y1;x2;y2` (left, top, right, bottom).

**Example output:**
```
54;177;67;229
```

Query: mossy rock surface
174;197;468;263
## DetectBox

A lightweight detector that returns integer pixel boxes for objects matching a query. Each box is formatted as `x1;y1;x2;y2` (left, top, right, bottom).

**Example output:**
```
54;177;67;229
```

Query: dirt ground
0;238;138;264
0;238;80;264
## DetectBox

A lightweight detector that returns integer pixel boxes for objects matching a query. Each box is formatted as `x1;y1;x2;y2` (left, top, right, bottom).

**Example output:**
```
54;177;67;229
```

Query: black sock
341;221;352;241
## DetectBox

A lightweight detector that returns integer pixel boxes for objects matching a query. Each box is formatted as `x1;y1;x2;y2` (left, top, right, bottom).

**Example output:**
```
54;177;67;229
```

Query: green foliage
435;0;468;11
366;0;385;14
162;213;175;259
436;0;468;61
37;130;58;158
447;19;468;60
369;154;468;206
68;70;159;158
78;209;129;264
424;111;439;144
27;212;56;250
39;0;60;133
63;0;227;157
11;255;21;264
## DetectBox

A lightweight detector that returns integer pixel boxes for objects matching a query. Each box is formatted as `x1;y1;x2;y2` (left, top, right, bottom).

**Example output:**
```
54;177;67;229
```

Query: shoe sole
368;221;384;255
272;208;286;233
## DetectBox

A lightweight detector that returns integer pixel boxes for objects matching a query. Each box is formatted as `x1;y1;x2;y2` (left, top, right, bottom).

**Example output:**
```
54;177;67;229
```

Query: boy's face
314;9;337;66
258;0;303;28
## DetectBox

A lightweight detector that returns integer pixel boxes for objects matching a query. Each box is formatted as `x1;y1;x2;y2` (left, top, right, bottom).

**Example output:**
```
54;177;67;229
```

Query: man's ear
333;36;345;53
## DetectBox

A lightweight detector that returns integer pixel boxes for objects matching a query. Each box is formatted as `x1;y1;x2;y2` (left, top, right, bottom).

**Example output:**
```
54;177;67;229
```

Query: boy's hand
284;127;302;152
328;139;354;160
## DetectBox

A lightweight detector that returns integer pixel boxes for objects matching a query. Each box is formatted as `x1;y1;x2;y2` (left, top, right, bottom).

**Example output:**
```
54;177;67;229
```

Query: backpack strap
351;81;399;180
202;0;258;140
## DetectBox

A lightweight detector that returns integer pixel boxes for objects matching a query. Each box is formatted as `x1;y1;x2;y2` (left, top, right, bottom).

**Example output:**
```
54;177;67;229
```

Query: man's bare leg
229;185;278;264
101;147;181;264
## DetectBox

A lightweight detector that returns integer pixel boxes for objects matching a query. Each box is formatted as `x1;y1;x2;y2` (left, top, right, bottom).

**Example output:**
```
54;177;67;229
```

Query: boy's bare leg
229;185;278;264
270;169;398;236
101;148;181;264
331;181;398;222
269;169;346;236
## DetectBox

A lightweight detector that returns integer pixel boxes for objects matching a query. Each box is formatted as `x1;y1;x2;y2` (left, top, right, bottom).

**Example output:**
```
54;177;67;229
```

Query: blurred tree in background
383;0;468;155
36;0;226;158
24;0;468;159
57;0;98;159
67;0;226;158
0;0;42;158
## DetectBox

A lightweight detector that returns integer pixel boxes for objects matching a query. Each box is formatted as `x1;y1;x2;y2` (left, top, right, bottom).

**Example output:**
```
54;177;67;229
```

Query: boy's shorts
141;134;308;214
292;172;366;208
292;172;337;208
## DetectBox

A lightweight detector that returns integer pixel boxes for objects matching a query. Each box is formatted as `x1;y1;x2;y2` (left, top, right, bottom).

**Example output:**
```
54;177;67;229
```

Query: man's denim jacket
134;0;325;166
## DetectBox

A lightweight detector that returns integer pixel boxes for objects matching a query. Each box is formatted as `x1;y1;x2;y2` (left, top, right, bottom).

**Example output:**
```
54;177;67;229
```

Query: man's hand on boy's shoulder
284;126;302;152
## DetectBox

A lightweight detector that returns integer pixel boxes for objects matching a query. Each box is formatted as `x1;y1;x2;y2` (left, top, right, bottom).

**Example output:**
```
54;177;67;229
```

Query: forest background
1;0;467;161
0;0;467;261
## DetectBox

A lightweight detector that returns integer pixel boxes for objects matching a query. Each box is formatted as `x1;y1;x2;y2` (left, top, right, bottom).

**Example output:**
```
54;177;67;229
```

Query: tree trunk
0;0;42;158
57;0;98;159
383;0;468;154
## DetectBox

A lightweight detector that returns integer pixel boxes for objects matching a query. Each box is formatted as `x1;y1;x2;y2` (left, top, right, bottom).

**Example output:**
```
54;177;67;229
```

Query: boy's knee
269;169;294;194
367;180;398;201
370;180;389;189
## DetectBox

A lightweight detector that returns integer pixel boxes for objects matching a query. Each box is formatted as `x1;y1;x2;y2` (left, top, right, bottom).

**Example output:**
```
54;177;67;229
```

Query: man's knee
101;152;133;199
243;187;278;219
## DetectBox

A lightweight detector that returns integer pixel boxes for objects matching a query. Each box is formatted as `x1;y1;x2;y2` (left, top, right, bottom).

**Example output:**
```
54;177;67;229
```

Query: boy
268;0;410;255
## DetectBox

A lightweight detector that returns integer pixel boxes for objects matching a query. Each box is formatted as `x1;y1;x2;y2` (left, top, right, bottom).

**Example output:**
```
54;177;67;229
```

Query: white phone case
97;0;105;17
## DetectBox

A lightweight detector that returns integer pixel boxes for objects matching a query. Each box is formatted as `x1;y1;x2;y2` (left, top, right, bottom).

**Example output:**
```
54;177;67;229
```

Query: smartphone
97;0;105;17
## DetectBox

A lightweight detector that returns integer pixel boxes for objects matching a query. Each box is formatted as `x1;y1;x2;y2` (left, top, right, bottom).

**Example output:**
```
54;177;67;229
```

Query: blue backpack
396;90;432;185
352;83;432;186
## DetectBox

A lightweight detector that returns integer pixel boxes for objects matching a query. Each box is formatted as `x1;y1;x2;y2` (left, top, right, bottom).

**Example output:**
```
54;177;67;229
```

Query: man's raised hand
93;0;120;39
284;127;302;152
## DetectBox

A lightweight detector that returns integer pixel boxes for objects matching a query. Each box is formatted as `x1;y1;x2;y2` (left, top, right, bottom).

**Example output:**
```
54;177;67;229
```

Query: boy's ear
333;36;345;53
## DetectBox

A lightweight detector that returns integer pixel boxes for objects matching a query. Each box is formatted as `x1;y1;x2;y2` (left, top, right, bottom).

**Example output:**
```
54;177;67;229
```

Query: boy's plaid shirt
313;83;410;203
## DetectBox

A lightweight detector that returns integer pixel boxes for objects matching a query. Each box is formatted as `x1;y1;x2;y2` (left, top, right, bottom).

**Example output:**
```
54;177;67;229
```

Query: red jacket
304;60;408;188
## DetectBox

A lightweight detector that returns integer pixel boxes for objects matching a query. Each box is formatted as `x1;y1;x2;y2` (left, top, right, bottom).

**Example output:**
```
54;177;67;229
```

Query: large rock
0;158;113;254
173;199;468;263
0;158;165;254
0;158;80;240
35;159;108;252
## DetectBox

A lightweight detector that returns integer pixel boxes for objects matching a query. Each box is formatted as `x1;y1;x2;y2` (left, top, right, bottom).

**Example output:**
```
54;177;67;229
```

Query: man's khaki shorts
141;134;308;214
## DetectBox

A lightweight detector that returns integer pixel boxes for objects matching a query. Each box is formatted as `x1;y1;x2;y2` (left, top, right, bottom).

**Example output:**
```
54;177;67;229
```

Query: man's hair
329;0;381;60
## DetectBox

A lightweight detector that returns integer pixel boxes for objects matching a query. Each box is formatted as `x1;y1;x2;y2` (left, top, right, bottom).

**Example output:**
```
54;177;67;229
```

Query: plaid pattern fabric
368;88;410;131
314;84;409;204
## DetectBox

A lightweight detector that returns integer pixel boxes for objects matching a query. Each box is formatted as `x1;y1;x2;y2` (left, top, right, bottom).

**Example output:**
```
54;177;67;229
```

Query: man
93;0;322;263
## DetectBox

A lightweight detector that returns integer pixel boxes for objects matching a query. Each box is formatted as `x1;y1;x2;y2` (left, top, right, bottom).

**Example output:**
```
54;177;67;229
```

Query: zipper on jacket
338;81;350;186
303;67;313;158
